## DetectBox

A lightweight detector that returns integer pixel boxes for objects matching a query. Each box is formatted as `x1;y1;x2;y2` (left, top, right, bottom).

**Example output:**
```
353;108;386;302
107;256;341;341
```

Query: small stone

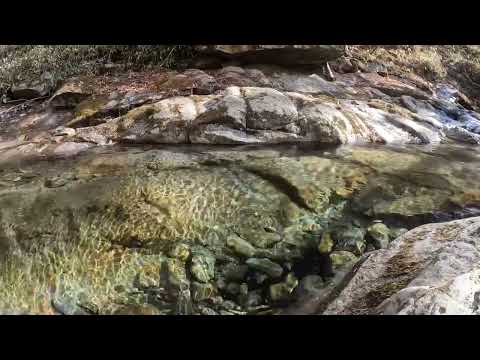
246;258;283;279
113;304;162;315
222;263;249;282
134;257;163;289
164;258;189;291
269;273;298;303
226;234;257;257
168;243;190;262
367;222;391;249
190;251;215;283
247;231;282;249
318;232;334;254
332;226;366;255
191;282;217;302
330;251;358;269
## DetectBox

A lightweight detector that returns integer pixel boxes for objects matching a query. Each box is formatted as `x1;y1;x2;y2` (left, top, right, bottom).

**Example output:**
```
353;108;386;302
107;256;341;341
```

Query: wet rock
367;222;391;249
133;255;164;289
44;173;76;188
168;243;191;262
329;251;359;269
246;258;283;279
445;126;480;145
163;258;189;291
226;234;257;257
51;297;90;315
323;217;480;315
318;232;334;254
191;282;217;302
332;226;366;255
221;263;249;282
245;230;282;249
190;249;215;283
113;304;163;315
269;273;299;303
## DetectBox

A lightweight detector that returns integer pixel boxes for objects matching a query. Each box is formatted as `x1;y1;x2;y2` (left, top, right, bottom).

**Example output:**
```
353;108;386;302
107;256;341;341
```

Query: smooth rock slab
323;217;480;315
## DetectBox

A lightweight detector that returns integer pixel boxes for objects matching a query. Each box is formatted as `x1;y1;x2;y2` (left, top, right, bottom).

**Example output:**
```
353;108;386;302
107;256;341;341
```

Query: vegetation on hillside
0;45;195;93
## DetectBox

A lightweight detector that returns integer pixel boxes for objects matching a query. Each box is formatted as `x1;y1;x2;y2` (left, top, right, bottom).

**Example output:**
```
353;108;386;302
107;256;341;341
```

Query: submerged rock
367;222;391;249
246;258;283;279
226;234;257;258
329;251;358;269
190;249;215;283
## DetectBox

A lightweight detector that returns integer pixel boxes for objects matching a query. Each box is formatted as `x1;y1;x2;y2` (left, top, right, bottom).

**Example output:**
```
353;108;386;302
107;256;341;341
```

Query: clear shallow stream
0;142;479;314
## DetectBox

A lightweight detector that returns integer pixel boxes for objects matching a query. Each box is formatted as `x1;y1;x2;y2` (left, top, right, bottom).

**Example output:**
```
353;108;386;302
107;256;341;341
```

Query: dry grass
353;45;448;79
353;45;480;83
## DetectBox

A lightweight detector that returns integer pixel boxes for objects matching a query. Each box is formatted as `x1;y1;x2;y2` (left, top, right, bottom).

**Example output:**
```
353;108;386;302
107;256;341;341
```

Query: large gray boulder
323;217;480;315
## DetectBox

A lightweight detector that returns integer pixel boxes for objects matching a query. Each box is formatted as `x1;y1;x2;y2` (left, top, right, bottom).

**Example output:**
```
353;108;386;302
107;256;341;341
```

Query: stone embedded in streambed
226;234;257;258
367;222;391;249
243;229;282;249
168;243;191;262
329;251;359;269
244;290;264;308
191;282;217;302
190;249;216;283
332;226;366;255
221;263;249;282
164;258;189;291
269;273;299;303
113;304;163;315
318;232;334;254
246;258;283;279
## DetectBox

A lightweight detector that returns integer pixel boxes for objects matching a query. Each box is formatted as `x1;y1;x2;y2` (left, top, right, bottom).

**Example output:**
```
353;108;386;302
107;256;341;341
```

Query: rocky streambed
1;142;480;315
